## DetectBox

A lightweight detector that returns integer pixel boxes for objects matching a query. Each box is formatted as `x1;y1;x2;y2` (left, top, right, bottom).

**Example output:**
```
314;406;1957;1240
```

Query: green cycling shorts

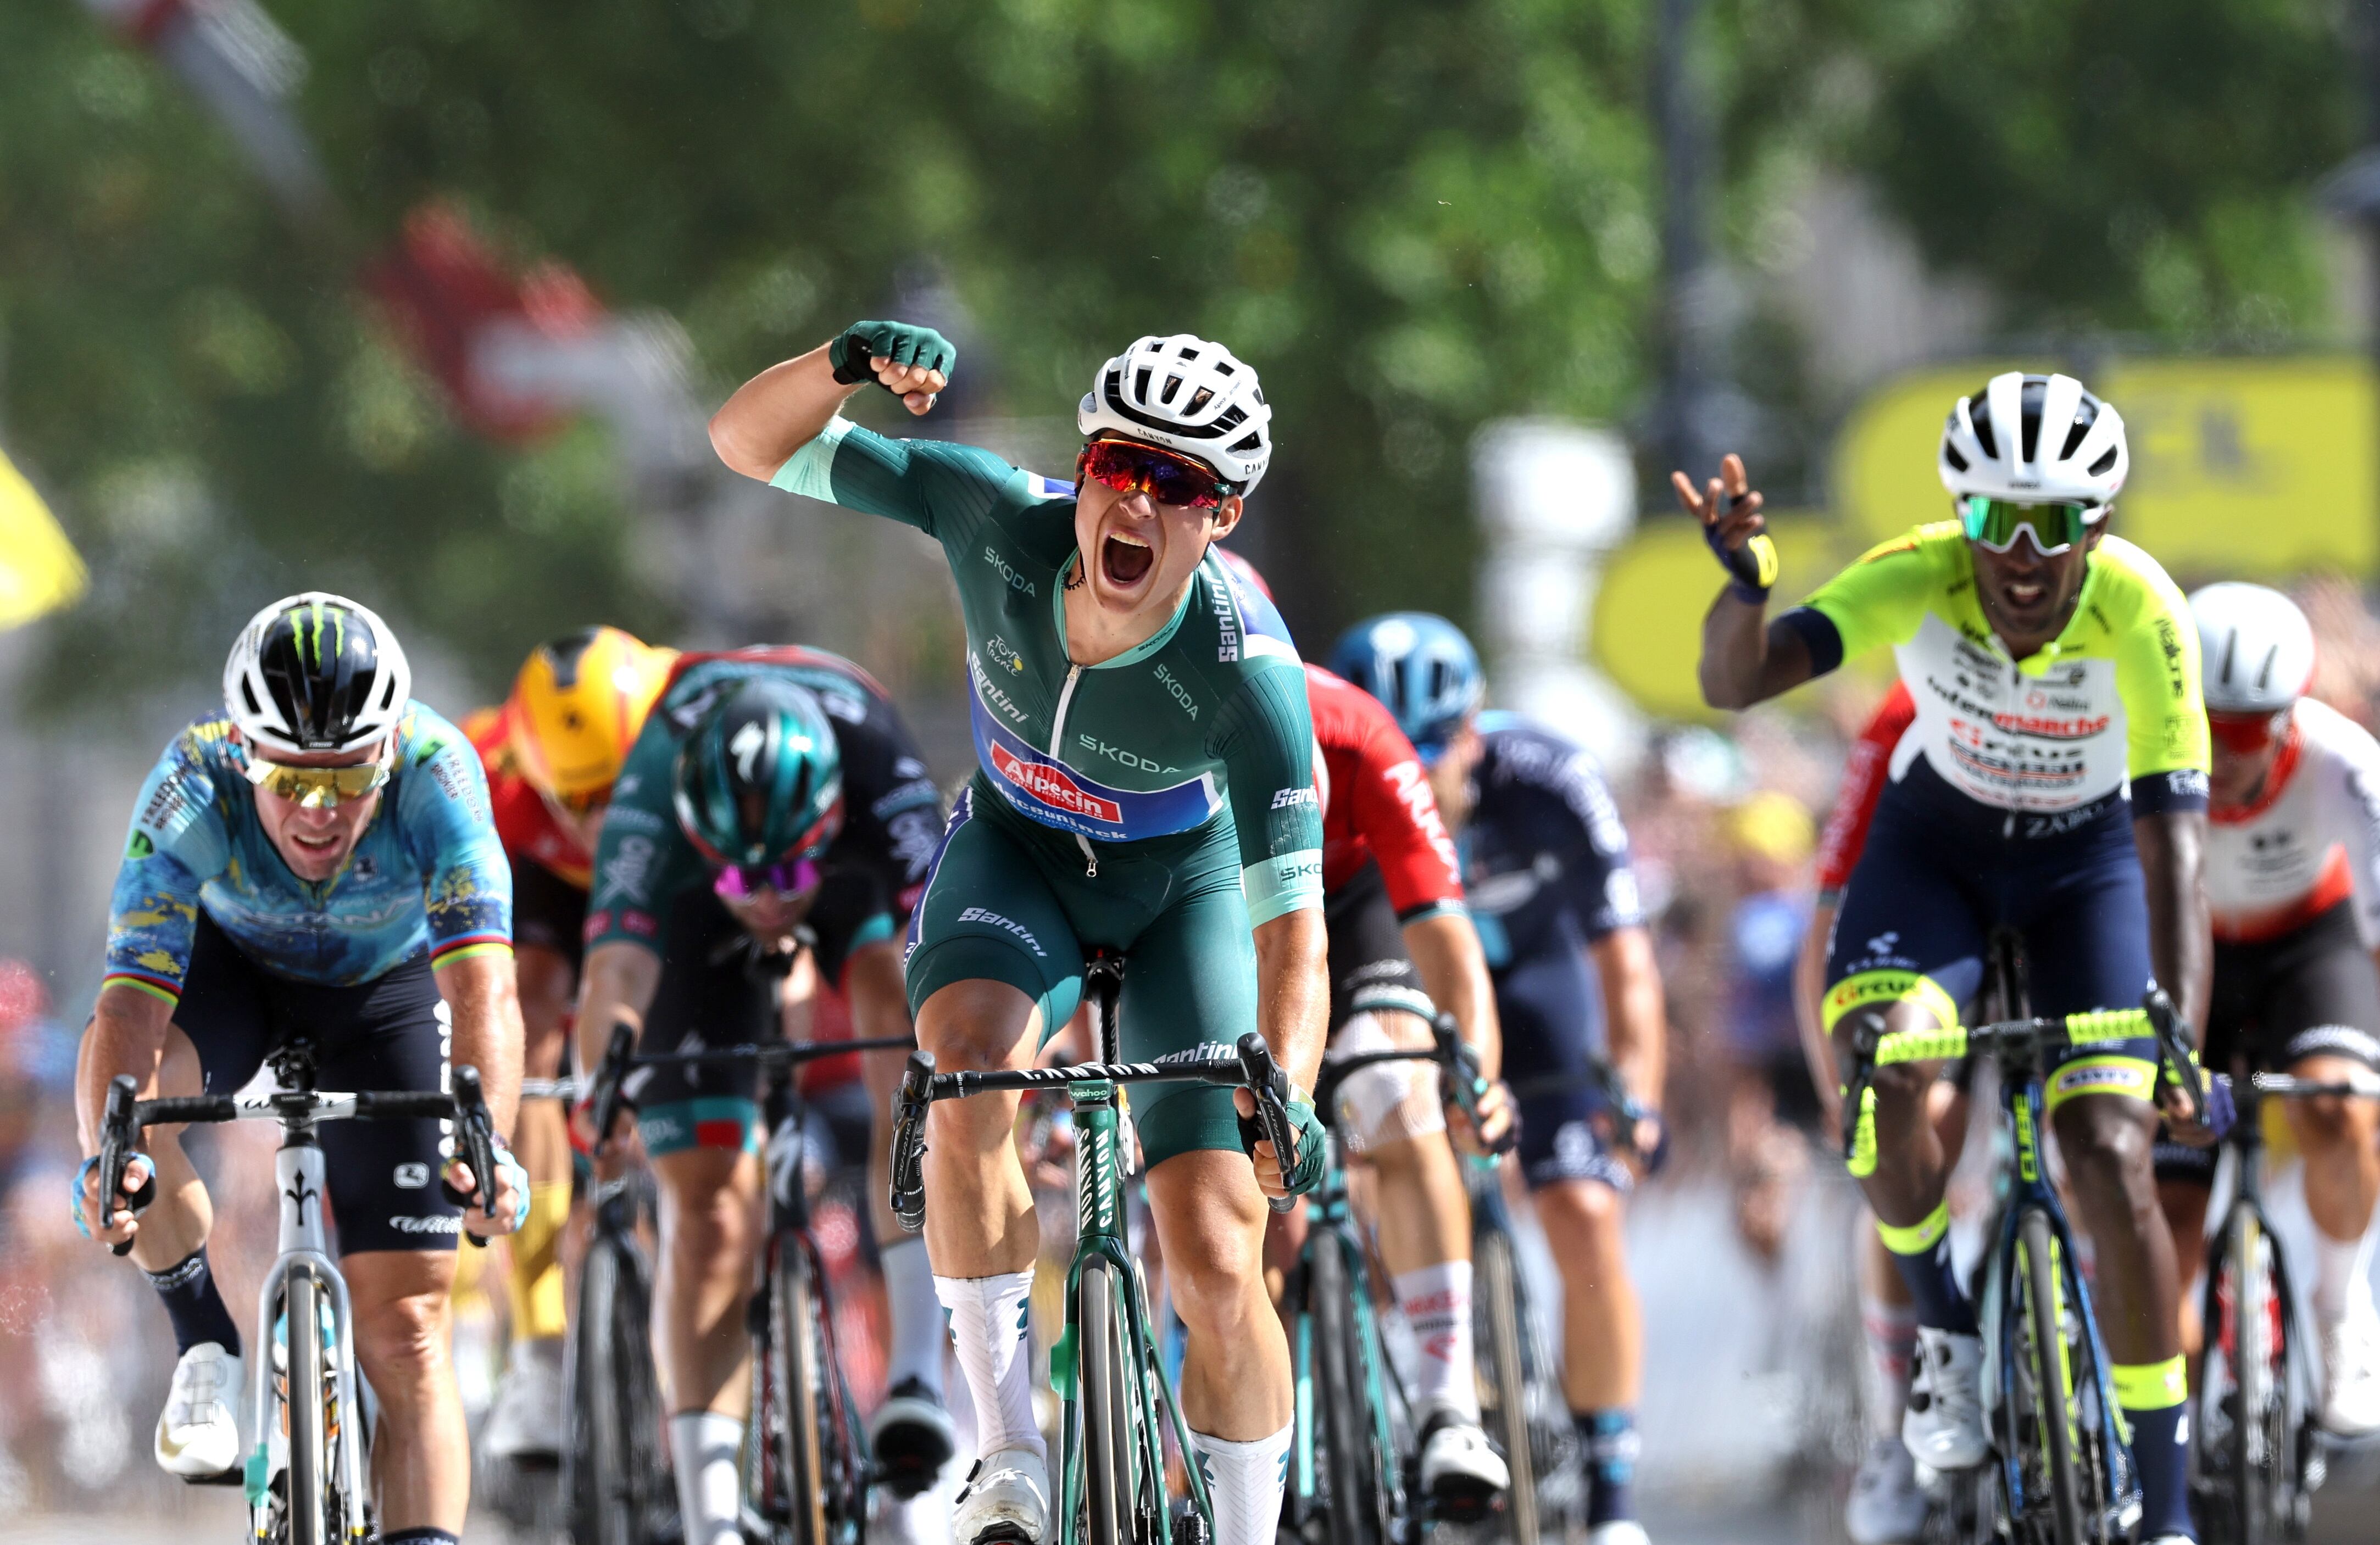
904;778;1259;1168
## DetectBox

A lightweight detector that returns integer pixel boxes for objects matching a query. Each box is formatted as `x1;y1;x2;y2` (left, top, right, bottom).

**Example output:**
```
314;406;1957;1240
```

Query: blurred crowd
5;573;2379;1515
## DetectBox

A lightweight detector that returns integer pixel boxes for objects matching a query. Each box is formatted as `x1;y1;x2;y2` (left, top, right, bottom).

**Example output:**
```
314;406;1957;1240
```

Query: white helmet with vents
1938;371;2128;507
1079;334;1273;493
2191;582;2315;715
224;592;412;756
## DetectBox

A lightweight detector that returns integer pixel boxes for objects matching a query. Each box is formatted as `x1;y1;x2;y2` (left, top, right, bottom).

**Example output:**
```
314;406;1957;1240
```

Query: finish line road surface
7;1171;2373;1544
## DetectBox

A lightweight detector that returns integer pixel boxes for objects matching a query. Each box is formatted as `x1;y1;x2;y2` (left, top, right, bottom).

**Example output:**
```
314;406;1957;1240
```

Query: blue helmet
1328;613;1484;762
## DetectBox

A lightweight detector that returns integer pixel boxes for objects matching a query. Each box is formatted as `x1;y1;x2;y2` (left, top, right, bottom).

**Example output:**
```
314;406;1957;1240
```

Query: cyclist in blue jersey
1333;615;1667;1545
713;323;1328;1545
75;594;528;1545
1689;373;2218;1545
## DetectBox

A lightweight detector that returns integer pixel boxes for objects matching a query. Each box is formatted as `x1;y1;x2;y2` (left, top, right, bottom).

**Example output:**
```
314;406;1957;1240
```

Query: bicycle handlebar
96;1068;498;1253
580;1023;917;1159
2250;1070;2380;1100
886;1034;1303;1230
1839;990;2203;1165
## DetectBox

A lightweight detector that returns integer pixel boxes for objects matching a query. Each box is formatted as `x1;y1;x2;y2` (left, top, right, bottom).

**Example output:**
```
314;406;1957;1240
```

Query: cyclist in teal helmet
575;648;956;1539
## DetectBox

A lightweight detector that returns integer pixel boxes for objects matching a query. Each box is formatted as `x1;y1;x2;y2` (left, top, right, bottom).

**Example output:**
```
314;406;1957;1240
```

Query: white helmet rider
1938;371;2129;508
2190;582;2316;716
1078;334;1272;493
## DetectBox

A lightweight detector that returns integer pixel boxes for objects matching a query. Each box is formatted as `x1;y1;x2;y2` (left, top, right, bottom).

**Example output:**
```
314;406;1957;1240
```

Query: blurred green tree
1726;0;2359;345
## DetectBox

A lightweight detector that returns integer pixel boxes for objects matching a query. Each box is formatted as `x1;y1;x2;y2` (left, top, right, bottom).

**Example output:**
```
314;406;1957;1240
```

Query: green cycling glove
829;320;957;391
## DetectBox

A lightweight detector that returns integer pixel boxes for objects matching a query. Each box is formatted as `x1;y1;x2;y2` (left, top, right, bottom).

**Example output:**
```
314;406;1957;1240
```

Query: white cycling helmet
1078;334;1272;493
2192;582;2315;716
224;592;412;756
1938;371;2128;507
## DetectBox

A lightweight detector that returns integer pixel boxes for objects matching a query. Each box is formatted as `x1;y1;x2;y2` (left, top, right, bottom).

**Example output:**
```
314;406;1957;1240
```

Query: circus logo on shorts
988;741;1122;824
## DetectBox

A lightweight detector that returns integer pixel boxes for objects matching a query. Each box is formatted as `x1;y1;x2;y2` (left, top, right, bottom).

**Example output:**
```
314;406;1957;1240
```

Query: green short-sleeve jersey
1796;522;2210;816
770;416;1322;923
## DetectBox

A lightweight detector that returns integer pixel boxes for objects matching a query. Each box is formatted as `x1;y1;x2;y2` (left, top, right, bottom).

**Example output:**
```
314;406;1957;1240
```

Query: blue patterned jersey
1459;713;1645;970
104;704;512;998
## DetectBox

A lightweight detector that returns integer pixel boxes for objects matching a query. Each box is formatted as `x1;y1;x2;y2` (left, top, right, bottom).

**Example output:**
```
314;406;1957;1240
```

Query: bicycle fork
244;1138;369;1540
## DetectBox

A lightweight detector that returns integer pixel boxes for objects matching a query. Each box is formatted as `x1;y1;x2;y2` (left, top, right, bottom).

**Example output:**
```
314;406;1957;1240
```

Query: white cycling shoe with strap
1845;1435;1927;1544
1416;1405;1509;1517
2320;1301;2380;1436
156;1341;247;1479
952;1444;1049;1545
1901;1328;1987;1472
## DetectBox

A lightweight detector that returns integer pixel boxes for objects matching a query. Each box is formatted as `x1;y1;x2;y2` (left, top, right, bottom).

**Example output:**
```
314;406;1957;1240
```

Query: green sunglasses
1958;495;2105;555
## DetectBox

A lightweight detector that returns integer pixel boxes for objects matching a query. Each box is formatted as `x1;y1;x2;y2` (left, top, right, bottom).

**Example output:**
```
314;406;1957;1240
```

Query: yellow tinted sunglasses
243;752;392;807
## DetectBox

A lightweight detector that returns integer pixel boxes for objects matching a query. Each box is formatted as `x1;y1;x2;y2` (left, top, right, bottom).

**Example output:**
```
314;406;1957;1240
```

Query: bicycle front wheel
1311;1238;1387;1545
2200;1204;2293;1544
285;1274;330;1545
2011;1207;2086;1543
1476;1228;1538;1545
768;1238;833;1545
569;1234;668;1545
1079;1257;1138;1545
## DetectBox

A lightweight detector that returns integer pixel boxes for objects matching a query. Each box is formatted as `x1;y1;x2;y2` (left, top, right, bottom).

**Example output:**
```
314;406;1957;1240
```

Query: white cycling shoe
2320;1303;2380;1435
1585;1523;1650;1545
482;1337;565;1460
952;1445;1050;1545
1415;1407;1509;1517
1902;1328;1987;1472
1845;1435;1927;1544
156;1341;247;1480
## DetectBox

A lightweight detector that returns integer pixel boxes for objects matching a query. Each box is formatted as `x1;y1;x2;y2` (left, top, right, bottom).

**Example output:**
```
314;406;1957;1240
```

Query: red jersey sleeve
1314;668;1466;918
1815;682;1915;896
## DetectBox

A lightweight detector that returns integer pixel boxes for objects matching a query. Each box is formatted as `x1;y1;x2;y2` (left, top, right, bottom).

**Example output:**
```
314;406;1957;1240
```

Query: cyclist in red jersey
464;627;676;1460
1222;549;1516;1508
1796;683;1974;1545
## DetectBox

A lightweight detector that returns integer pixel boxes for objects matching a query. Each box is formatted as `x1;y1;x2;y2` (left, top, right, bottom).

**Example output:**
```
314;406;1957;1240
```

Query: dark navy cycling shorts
171;910;461;1255
1496;942;1633;1195
1824;791;2161;1118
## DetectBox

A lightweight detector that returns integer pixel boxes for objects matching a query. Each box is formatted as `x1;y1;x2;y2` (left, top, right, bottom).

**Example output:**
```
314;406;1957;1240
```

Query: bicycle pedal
180;1465;243;1488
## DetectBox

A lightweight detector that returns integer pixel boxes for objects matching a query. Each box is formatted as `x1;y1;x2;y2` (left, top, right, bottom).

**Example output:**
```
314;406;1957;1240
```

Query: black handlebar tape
132;1095;240;1126
351;1091;459;1120
1234;1034;1298;1215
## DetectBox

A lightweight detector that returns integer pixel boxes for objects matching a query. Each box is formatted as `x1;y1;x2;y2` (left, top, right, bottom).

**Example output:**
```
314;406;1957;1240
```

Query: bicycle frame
1049;1071;1217;1545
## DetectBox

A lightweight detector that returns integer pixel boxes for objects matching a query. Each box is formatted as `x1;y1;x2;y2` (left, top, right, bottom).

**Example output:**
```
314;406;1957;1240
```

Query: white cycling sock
1392;1260;1479;1420
668;1410;744;1545
2311;1217;2378;1326
1188;1423;1293;1545
1859;1291;1918;1439
882;1240;947;1398
936;1269;1043;1459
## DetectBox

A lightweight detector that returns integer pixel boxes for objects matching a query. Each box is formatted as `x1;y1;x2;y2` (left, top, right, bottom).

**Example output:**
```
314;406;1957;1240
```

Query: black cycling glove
829;320;956;390
1238;1092;1327;1198
1704;500;1779;602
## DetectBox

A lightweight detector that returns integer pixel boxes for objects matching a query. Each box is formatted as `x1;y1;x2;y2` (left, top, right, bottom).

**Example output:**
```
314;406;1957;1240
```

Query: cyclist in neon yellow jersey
711;321;1327;1545
1691;373;2220;1545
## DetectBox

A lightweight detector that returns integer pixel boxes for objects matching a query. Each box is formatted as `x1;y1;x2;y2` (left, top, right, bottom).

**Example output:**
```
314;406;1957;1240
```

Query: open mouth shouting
1101;529;1155;589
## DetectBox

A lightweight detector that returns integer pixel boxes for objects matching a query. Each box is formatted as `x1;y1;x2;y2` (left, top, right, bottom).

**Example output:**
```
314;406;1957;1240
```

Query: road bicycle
580;1022;917;1545
1283;1008;1508;1545
888;947;1303;1545
97;1037;503;1545
2190;1064;2380;1543
1841;989;2206;1545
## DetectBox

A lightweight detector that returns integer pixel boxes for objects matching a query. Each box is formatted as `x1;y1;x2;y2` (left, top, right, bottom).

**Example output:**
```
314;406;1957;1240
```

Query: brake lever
590;1019;637;1159
99;1074;154;1258
889;1050;936;1232
2144;988;2209;1122
1235;1033;1298;1215
450;1066;496;1250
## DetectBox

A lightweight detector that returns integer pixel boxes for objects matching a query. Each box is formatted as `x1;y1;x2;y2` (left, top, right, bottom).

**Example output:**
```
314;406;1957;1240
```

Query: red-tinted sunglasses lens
2208;711;2287;755
1077;442;1228;510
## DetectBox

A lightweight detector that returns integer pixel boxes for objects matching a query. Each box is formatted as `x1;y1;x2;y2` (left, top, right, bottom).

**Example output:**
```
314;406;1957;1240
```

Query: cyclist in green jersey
1690;373;2221;1545
713;322;1328;1545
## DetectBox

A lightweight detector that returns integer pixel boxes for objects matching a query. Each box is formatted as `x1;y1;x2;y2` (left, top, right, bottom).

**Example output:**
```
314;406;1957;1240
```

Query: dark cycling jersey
586;647;941;1156
1458;713;1646;1192
770;417;1322;921
105;704;511;1000
588;648;942;981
